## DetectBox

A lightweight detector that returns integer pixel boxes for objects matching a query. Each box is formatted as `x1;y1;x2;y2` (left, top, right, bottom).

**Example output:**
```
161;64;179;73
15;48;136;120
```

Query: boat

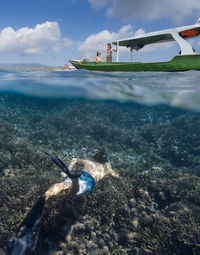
70;18;200;72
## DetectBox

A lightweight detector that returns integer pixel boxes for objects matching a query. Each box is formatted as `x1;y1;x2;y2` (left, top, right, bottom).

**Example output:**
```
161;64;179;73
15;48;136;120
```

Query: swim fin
8;195;45;255
46;152;82;179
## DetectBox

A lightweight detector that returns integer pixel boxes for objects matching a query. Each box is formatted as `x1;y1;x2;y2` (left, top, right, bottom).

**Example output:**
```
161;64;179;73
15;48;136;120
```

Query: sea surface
0;69;200;255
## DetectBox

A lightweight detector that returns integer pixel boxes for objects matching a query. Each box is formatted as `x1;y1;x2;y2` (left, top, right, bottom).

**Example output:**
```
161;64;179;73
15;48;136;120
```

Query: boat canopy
112;18;200;57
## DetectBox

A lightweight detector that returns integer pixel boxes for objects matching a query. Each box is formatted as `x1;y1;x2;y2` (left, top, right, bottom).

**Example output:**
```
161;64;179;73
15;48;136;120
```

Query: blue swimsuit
63;170;96;195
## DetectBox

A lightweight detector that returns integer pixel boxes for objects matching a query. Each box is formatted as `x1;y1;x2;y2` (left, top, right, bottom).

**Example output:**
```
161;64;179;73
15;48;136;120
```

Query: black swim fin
46;152;82;179
8;195;45;255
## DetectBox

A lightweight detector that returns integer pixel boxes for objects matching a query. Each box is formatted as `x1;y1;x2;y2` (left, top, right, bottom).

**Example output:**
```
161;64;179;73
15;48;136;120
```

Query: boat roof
112;19;200;48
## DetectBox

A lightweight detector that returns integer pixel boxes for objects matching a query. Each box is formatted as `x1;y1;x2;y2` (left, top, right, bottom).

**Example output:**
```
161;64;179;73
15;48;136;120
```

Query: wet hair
107;43;111;47
96;51;101;56
93;151;109;164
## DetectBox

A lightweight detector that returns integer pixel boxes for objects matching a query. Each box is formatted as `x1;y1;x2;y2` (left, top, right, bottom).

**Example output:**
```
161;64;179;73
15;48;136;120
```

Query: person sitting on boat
95;51;102;63
8;152;120;255
106;43;117;62
78;51;102;64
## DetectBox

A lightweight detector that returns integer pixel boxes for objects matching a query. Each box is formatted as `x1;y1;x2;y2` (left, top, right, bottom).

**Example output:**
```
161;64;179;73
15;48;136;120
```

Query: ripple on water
0;69;200;111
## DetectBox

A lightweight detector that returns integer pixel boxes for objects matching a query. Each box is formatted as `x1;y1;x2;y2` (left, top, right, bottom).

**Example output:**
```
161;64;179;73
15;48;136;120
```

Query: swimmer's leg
8;180;76;254
66;177;80;199
8;195;45;255
44;180;71;201
45;153;82;200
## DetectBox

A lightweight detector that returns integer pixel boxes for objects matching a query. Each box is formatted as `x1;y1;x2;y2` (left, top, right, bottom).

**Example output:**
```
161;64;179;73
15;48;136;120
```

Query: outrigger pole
116;41;119;62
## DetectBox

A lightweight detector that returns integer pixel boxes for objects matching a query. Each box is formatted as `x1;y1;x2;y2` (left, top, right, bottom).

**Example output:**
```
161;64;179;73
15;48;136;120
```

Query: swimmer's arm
106;163;121;179
109;169;120;179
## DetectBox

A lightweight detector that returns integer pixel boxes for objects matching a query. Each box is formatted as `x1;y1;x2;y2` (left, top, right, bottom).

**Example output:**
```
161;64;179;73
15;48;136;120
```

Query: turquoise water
1;69;200;110
0;69;200;255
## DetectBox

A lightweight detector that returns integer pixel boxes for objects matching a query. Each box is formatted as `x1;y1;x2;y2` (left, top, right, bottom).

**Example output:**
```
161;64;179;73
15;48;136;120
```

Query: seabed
0;94;199;255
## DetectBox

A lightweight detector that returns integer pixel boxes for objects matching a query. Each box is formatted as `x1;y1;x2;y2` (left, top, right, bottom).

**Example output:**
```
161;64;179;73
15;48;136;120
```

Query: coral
0;94;200;254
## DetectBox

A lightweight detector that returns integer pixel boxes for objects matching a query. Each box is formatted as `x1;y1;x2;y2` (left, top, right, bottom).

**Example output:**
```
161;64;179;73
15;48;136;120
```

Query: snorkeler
8;152;119;255
63;64;76;71
45;151;119;200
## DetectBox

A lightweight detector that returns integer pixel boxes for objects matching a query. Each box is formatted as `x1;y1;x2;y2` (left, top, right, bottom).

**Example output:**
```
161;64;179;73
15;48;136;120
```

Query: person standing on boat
106;43;117;62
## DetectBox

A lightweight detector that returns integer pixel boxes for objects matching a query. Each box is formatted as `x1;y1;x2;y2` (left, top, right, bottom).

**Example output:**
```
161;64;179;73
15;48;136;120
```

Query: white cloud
78;24;138;57
89;0;200;23
88;0;108;9
63;37;73;47
134;28;145;37
0;21;61;55
78;25;178;59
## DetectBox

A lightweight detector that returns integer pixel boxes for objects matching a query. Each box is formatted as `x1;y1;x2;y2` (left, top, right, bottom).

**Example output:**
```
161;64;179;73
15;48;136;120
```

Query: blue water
0;69;200;255
0;69;200;111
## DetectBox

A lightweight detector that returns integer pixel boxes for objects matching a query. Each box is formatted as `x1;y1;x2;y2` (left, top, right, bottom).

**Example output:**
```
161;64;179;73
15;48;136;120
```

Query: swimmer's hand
46;152;82;179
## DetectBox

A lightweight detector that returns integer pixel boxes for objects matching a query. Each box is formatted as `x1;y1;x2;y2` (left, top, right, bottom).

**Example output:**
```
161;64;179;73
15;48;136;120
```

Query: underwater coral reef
0;94;200;255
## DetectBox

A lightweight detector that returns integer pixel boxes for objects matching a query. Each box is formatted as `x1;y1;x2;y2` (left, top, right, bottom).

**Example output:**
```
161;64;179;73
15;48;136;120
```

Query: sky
0;0;200;66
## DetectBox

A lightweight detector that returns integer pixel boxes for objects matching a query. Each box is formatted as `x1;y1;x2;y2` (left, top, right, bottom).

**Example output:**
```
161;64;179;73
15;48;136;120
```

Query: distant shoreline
0;65;64;71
